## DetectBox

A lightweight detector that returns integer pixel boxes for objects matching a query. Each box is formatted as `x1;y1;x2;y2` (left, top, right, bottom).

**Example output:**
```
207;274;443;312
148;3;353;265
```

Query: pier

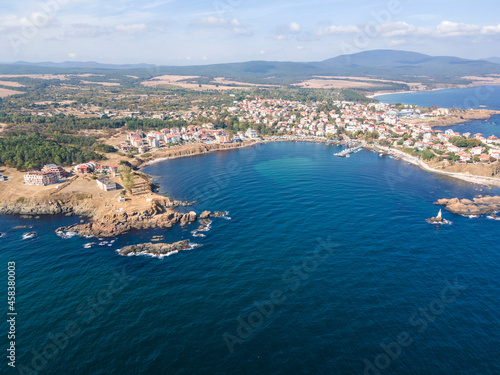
334;145;363;157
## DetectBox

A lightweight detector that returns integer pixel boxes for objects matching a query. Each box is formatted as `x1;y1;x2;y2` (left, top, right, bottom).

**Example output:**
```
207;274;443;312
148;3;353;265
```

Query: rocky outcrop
435;195;500;216
200;211;211;219
117;240;198;257
0;194;96;217
56;205;198;237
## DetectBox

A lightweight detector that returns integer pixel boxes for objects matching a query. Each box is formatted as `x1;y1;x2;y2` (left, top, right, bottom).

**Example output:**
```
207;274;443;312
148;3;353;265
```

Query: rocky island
435;195;500;216
117;240;198;258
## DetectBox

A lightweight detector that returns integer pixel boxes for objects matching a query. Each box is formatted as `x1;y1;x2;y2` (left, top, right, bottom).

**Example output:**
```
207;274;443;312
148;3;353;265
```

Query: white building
96;175;116;191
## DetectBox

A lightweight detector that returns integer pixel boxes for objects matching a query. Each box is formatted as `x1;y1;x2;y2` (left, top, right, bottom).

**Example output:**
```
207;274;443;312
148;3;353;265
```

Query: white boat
437;209;442;220
22;232;37;240
84;242;95;249
0;232;5;238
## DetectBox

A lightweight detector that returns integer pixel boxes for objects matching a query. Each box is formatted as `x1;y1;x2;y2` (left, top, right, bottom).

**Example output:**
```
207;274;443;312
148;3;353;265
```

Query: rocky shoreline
435;195;500;216
117;240;199;258
56;203;198;237
0;193;96;217
139;141;260;168
425;109;500;128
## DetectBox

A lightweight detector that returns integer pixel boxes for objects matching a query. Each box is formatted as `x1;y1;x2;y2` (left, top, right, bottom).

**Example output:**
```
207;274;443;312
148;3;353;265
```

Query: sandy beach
371;145;500;187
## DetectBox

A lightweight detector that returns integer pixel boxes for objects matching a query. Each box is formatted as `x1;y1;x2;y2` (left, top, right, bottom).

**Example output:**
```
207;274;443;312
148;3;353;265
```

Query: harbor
334;144;364;157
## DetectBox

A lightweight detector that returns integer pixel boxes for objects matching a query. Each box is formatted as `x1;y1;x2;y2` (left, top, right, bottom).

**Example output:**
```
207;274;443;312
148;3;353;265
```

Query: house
137;145;149;154
457;152;472;162
120;143;132;153
479;154;491;163
245;128;260;139
403;140;414;147
96;175;116;191
414;141;427;150
148;136;160;148
164;134;180;144
487;135;500;144
216;135;231;143
470;146;484;156
74;162;96;174
24;171;59;186
490;150;500;160
41;164;66;178
109;165;119;176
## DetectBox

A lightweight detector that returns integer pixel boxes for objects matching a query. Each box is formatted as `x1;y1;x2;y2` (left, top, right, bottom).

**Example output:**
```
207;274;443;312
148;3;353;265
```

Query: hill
1;50;500;85
484;57;500;64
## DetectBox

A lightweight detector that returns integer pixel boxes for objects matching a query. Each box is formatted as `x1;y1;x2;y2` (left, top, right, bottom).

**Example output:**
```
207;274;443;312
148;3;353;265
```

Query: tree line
0;134;104;171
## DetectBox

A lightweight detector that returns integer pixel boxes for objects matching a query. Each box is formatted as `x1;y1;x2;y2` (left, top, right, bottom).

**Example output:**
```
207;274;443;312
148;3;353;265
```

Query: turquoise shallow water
1;141;500;375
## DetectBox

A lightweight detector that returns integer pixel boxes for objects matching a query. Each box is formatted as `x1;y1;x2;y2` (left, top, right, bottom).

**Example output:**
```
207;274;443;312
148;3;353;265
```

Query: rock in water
117;240;198;257
200;211;211;219
435;195;500;216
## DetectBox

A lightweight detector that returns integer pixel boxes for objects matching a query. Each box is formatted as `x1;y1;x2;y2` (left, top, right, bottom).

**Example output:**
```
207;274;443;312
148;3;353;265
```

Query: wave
119;242;201;259
191;219;212;237
426;219;453;225
56;230;77;238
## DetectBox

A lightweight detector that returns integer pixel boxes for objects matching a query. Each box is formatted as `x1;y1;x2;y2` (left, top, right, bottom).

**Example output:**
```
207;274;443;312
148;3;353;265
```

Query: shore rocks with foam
435;195;500;216
117;240;197;257
0;194;95;217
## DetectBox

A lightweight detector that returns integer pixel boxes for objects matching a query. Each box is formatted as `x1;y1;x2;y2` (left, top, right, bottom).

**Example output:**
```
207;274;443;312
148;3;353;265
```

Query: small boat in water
0;232;5;238
84;242;95;249
426;209;451;225
22;232;37;240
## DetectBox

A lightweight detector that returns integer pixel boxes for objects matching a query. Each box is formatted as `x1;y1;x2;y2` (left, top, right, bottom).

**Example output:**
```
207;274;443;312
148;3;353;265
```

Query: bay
1;142;499;374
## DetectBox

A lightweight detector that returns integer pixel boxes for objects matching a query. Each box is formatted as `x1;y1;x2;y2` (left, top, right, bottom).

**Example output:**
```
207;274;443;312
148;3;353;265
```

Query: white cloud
388;39;407;47
289;22;301;32
234;27;252;35
198;16;228;27
379;21;416;37
316;20;500;39
0;13;58;32
436;21;480;37
482;24;500;35
68;52;77;58
115;24;147;34
195;17;251;36
316;24;360;36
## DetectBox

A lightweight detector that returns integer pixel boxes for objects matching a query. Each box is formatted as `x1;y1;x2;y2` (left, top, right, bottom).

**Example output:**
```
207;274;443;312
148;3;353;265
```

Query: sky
1;0;500;65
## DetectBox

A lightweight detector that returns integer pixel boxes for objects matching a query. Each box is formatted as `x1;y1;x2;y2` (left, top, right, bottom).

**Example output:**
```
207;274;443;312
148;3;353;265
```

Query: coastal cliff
55;199;198;237
139;141;259;167
0;189;201;238
419;109;500;127
0;193;97;217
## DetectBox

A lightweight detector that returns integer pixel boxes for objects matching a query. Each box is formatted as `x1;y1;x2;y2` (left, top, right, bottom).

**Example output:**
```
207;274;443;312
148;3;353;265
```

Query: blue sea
376;85;500;138
3;86;500;374
375;85;500;110
1;141;500;375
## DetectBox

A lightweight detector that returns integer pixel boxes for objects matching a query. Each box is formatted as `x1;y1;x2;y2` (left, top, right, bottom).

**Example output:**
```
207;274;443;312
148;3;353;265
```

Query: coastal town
8;96;500;195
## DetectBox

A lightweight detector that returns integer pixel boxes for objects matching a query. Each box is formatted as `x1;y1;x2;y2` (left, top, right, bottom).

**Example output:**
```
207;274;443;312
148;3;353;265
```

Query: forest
0;134;104;171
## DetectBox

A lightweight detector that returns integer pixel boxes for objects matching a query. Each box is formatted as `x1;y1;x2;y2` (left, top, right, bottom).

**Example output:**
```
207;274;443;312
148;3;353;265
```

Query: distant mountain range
12;61;156;70
1;50;500;85
484;57;500;64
